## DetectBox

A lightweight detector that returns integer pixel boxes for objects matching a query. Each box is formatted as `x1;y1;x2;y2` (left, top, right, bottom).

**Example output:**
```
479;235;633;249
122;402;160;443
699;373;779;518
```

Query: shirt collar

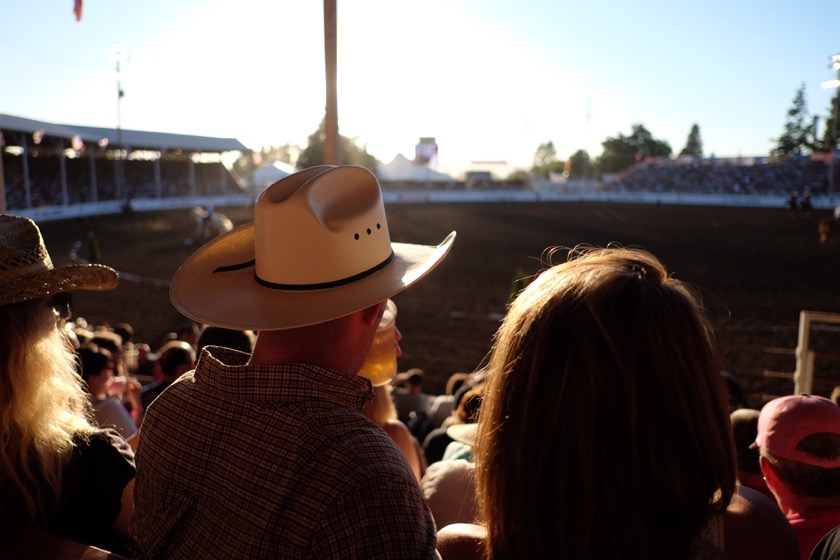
192;346;374;410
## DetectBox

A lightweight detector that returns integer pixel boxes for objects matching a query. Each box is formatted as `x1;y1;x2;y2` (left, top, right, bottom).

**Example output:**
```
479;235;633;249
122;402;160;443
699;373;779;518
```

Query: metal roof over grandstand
0;113;248;153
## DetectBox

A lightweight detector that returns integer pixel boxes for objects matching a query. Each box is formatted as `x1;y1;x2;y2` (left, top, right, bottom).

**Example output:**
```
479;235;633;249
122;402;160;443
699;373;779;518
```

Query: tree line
532;83;840;181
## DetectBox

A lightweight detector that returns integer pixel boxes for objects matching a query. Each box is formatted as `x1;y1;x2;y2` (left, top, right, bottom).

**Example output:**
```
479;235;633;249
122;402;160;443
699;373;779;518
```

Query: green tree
297;118;379;170
506;169;532;186
773;83;819;157
566;149;592;179
595;124;672;174
816;95;840;153
679;124;703;158
531;141;565;179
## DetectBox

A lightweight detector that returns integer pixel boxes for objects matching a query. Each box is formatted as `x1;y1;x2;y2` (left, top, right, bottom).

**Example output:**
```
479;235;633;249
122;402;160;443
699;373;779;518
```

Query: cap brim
447;423;477;446
170;225;455;331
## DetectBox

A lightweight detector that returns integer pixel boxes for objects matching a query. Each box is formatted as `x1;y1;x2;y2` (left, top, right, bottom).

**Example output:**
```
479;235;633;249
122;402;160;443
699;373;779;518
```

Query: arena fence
794;311;840;395
13;189;840;224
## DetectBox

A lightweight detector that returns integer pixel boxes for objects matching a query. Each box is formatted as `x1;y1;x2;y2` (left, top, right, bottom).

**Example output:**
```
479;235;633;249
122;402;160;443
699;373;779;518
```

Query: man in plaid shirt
132;166;455;559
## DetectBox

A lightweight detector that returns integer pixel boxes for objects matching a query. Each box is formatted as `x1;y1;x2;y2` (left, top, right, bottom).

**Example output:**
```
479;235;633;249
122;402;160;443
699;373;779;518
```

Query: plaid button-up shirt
132;346;438;559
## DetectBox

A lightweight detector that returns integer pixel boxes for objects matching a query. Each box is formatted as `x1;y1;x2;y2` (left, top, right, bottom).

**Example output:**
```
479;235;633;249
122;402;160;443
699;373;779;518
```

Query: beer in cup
358;299;398;387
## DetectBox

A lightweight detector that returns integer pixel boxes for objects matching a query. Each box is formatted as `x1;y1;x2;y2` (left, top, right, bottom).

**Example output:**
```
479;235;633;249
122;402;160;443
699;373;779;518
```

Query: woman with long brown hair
438;247;797;560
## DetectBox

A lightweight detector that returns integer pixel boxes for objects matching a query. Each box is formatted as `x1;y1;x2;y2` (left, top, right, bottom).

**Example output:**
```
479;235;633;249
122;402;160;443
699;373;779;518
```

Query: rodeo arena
3;110;840;558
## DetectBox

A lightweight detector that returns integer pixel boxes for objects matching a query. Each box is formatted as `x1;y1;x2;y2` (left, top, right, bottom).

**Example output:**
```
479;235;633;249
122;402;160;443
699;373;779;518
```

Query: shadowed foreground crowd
2;165;840;560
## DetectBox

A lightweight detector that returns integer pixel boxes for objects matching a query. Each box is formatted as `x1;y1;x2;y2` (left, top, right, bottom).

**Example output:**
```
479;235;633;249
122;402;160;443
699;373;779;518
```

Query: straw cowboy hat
170;165;456;331
0;214;118;306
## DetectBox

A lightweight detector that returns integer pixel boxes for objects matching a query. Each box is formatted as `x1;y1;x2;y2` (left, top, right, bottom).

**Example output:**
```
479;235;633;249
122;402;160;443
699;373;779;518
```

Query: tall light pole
821;53;840;196
113;44;128;199
323;0;339;165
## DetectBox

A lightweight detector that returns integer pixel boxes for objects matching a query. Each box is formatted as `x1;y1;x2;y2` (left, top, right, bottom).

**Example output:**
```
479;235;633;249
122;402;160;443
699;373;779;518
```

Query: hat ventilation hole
354;233;360;240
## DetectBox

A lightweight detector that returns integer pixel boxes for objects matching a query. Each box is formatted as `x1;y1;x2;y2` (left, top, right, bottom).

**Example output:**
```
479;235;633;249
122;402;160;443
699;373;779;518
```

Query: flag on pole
74;0;83;21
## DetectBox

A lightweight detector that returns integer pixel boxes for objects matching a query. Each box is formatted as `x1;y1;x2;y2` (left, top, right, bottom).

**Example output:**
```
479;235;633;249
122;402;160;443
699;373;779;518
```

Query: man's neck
780;492;840;518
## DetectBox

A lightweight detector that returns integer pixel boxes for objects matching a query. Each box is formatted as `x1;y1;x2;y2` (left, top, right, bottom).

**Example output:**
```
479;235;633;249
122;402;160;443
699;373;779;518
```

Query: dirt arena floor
36;201;840;408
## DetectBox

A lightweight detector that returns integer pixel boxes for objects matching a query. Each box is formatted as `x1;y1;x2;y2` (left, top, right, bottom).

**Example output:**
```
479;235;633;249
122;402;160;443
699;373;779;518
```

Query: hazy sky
2;1;838;173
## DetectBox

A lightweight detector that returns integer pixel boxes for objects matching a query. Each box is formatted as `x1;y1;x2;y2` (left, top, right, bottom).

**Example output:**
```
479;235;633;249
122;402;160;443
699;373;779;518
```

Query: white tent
377;154;456;183
252;161;296;189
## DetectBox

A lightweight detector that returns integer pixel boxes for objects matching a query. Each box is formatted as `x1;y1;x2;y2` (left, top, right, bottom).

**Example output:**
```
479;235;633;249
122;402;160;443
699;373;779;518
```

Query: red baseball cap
753;395;840;468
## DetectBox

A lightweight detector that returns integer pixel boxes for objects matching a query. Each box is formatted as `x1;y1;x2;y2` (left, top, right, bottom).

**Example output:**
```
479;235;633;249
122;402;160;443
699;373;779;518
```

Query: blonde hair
476;247;735;559
0;300;97;522
363;383;398;427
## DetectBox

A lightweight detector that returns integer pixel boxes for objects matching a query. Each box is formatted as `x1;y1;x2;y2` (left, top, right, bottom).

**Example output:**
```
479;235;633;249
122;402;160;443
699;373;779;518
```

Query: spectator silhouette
195;324;255;355
421;422;480;530
423;384;484;465
730;408;774;501
0;215;136;556
77;343;139;440
140;340;196;410
438;246;797;560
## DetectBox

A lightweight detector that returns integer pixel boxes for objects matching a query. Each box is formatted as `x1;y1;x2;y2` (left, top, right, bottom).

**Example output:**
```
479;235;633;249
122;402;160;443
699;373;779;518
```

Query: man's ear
359;300;386;328
759;455;776;483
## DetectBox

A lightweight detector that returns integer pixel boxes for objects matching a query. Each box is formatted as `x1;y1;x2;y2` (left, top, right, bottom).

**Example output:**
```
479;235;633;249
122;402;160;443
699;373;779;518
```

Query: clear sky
1;0;838;174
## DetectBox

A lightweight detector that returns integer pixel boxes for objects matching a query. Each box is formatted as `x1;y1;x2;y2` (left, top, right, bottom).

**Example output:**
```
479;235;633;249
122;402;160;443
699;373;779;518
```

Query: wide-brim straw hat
170;165;456;331
0;214;118;305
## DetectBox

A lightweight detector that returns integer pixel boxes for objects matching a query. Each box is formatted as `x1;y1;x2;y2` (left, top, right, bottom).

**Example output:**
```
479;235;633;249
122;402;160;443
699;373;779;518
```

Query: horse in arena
193;206;234;238
819;216;840;245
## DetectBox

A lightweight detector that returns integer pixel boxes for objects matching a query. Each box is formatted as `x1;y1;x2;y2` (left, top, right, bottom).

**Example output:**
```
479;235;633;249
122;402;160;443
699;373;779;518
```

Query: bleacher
1;113;248;214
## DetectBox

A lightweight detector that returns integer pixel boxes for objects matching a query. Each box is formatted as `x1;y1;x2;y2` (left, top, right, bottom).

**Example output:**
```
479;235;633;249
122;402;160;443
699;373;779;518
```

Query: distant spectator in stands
173;321;200;349
113;322;138;374
445;372;471;399
195;324;255;355
393;368;430;415
78;343;140;439
134;342;155;377
393;368;435;441
89;329;127;376
438;246;797;560
155;322;199;381
754;395;840;560
141;340;196;410
363;383;426;483
422;422;480;530
722;370;746;412
424;382;485;465
730;408;773;500
0;215;136;555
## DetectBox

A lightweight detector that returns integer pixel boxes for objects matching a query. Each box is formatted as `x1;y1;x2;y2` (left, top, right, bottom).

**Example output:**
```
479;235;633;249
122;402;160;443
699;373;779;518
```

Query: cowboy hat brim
170;224;456;331
0;264;119;306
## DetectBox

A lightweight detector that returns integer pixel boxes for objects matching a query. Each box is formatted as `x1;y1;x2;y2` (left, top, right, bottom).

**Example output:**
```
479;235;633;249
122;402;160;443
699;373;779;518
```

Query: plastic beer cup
358;299;398;386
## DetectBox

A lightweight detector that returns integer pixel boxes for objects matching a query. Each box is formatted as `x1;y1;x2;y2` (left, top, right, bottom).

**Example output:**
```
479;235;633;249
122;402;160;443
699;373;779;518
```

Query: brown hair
761;433;840;498
475;247;735;559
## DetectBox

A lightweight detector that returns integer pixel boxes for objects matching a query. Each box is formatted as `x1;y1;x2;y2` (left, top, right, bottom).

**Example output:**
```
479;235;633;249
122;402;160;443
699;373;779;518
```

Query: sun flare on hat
170;166;455;331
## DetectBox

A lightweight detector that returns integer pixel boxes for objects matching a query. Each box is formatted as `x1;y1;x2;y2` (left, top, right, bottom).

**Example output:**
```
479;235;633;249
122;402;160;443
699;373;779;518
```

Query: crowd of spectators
603;157;836;198
6;163;840;560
